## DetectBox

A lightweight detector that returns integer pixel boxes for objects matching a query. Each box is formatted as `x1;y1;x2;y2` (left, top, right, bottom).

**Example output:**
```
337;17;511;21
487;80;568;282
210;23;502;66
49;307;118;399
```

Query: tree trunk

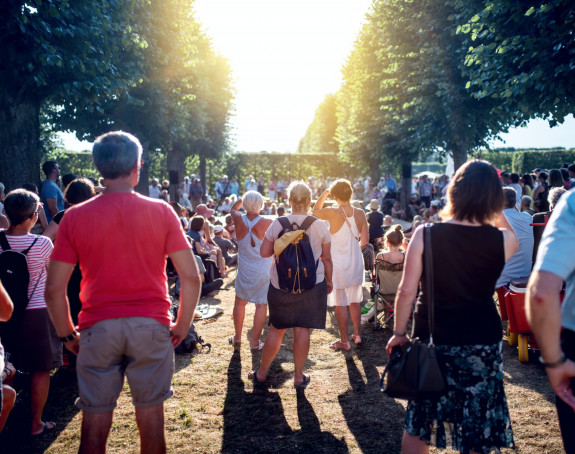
400;161;412;215
450;145;467;173
0;94;42;191
199;153;207;202
135;140;150;195
167;144;185;202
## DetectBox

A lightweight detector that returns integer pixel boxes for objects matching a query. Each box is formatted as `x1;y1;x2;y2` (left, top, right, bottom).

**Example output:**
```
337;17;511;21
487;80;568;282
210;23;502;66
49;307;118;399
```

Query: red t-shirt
51;192;190;330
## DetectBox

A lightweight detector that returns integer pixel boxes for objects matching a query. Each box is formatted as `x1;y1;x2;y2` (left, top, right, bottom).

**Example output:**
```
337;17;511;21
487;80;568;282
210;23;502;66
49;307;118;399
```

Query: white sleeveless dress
327;207;364;307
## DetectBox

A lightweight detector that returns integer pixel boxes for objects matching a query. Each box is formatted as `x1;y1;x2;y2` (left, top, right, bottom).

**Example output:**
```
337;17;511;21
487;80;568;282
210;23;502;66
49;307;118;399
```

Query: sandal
250;340;264;351
350;334;362;345
248;369;266;385
294;374;310;388
330;341;351;351
31;421;56;437
228;335;241;347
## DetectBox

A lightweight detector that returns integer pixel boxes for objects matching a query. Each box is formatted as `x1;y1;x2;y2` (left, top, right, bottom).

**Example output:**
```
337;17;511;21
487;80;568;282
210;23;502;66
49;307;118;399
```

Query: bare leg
0;385;16;433
256;325;286;380
79;411;114;454
30;370;51;435
402;431;429;454
216;249;226;277
293;328;310;384
250;304;268;349
232;296;248;343
349;302;362;342
135;403;166;454
334;306;350;343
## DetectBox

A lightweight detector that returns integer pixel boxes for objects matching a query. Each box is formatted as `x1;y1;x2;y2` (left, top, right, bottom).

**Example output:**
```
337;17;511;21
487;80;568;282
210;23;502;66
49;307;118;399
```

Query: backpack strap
0;231;10;251
278;216;292;234
22;236;39;255
299;216;317;231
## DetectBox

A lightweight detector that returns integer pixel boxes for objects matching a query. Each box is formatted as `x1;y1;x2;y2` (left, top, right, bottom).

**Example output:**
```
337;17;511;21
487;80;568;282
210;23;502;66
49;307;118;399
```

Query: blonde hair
243;190;264;213
287;180;311;208
384;224;404;247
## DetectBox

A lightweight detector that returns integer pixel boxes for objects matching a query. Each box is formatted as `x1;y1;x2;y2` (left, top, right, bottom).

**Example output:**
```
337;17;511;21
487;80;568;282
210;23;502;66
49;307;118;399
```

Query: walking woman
230;191;273;350
386;160;518;453
314;179;369;349
252;181;332;386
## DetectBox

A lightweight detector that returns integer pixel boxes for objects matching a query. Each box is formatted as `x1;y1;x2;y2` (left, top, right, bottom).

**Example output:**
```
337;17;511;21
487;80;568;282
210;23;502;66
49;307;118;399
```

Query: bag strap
22;236;39;255
28;266;45;304
0;231;10;251
424;224;435;346
340;207;360;242
278;216;292;231
299;216;317;231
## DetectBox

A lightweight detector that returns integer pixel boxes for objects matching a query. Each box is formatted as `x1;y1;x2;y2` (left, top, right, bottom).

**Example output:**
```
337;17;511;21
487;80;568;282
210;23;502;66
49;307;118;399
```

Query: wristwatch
59;331;79;343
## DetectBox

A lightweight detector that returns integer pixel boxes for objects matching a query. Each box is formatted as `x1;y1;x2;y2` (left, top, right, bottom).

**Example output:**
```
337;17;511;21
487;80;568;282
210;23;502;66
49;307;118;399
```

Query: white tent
413;171;443;179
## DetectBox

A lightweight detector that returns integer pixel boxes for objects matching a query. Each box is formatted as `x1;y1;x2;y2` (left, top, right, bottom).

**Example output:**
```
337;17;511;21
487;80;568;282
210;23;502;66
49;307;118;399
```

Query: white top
329;209;364;289
265;215;332;290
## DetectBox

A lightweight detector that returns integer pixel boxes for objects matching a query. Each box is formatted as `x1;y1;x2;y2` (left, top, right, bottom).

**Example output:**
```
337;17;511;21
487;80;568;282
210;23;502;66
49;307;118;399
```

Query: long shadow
338;345;406;453
0;368;80;453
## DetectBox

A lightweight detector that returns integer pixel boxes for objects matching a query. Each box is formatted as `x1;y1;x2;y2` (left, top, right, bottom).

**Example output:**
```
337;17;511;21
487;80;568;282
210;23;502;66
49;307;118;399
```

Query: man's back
52;192;189;330
496;208;534;287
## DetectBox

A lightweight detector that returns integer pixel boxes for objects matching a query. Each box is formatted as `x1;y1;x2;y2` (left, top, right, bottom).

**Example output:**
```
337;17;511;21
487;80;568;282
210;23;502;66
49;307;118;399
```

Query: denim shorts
76;317;174;413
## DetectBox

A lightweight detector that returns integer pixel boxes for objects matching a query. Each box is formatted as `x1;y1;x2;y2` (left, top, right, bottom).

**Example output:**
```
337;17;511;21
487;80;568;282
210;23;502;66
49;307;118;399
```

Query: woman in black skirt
250;181;333;387
386;161;518;453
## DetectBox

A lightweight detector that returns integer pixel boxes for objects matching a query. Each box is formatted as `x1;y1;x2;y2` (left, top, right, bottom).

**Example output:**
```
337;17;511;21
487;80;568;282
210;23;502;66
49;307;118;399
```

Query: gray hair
243;190;264;213
0;182;5;194
549;187;567;211
502;187;517;209
4;189;39;226
520;195;532;208
93;131;142;180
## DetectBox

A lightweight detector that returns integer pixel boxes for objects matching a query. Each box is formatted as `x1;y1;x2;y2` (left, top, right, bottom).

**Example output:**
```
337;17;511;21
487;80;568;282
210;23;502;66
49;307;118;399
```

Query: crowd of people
0;141;574;453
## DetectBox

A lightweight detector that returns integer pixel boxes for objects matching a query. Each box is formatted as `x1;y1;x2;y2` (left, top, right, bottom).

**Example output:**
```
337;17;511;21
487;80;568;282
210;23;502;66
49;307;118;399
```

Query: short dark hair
189;216;205;232
549;169;564;188
62;173;78;189
64;178;95;206
22;183;38;193
560;168;570;182
510;173;520;183
42;160;58;177
3;189;39;226
568;164;575;173
329;179;353;202
502;187;517;209
539;172;548;181
442;160;504;224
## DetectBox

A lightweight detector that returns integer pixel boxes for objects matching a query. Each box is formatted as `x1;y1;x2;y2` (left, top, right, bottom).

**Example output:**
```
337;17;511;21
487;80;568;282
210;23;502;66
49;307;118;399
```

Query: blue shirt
385;178;397;191
496;208;534;287
534;189;575;332
40;180;65;223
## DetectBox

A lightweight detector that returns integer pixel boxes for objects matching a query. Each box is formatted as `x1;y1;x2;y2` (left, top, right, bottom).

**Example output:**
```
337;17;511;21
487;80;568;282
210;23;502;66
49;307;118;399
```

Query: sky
61;0;575;152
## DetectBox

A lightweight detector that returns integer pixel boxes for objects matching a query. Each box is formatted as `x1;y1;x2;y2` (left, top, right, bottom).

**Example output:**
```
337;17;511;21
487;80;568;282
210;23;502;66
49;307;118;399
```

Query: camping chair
373;259;404;330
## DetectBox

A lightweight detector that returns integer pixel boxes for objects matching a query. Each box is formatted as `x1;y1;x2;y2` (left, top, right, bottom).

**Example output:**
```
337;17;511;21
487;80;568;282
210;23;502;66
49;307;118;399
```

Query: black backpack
276;216;318;294
0;231;40;323
174;324;211;354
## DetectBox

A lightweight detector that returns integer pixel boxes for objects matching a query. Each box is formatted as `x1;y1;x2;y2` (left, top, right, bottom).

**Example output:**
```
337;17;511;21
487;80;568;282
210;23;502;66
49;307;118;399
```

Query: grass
0;273;564;453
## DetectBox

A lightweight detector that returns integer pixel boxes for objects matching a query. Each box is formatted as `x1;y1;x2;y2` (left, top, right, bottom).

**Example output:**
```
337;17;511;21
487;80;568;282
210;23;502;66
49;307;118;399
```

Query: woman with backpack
313;179;369;350
230;191;273;350
253;181;332;387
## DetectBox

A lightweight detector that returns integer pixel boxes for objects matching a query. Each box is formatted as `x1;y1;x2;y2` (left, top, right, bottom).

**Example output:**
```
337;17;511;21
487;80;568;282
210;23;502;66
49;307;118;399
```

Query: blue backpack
276;216;318;293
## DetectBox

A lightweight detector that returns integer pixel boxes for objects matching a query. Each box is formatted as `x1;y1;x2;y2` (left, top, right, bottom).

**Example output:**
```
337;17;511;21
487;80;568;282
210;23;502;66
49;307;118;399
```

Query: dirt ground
0;270;565;453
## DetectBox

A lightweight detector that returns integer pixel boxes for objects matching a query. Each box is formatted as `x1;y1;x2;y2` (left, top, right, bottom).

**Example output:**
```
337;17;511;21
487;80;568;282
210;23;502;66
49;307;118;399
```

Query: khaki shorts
76;317;174;413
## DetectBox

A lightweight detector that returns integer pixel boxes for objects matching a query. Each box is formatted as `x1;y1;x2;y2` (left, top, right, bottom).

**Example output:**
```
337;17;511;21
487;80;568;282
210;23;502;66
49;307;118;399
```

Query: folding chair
373;259;404;330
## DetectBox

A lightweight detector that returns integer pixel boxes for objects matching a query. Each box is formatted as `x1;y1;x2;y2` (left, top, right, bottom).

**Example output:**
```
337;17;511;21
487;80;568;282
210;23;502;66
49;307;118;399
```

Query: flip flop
248;369;266;386
330;341;351;351
31;421;56;437
294;374;311;388
250;340;264;351
350;334;362;345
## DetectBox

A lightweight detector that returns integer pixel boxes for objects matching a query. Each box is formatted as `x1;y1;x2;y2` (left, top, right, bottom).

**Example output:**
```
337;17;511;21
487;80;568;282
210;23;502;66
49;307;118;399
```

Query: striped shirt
1;232;53;310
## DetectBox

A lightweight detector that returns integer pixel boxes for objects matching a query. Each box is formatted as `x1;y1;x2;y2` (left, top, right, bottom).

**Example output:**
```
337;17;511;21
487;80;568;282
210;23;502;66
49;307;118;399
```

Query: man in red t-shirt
46;131;201;453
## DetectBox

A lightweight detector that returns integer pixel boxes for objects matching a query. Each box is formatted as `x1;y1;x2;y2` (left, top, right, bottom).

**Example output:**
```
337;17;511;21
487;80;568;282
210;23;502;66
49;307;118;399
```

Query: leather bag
380;224;446;400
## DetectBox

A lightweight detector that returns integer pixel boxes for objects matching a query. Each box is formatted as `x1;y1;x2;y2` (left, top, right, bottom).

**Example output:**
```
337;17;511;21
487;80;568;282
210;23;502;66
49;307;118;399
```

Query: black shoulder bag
380;223;446;400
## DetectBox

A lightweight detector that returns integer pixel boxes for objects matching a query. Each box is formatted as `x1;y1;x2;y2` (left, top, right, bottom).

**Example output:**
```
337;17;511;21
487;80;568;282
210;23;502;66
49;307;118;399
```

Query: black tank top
413;223;505;345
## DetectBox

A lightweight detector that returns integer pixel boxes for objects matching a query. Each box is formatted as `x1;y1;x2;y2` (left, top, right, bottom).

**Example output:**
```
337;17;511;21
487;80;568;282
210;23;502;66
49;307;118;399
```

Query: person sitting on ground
2;189;59;436
224;214;236;242
191;204;226;277
533;186;567;264
212;225;238;267
230;191;273;350
496;187;534;289
220;197;232;215
382;215;393;232
404;215;422;238
521;195;535;216
314;179;369;349
429;203;441;222
188;216;225;274
391;200;404;219
170;202;189;231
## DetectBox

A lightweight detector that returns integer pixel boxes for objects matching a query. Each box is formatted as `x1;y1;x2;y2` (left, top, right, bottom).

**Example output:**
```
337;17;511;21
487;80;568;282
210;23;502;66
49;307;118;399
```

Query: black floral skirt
405;342;514;454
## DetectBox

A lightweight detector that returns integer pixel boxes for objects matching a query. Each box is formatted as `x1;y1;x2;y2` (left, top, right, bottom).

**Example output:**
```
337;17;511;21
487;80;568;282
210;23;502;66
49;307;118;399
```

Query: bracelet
59;331;79;343
539;352;566;368
393;331;407;337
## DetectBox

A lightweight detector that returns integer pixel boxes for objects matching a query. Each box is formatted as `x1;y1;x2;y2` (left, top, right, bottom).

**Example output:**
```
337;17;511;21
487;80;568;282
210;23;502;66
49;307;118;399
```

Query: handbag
380;223;446;400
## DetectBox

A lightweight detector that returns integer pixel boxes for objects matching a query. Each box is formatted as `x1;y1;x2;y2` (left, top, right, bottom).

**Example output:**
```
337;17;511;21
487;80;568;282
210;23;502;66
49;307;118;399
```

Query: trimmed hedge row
473;149;575;174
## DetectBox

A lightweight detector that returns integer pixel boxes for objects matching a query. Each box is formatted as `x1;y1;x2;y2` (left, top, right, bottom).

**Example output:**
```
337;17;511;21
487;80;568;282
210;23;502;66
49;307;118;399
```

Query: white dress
327;208;364;307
